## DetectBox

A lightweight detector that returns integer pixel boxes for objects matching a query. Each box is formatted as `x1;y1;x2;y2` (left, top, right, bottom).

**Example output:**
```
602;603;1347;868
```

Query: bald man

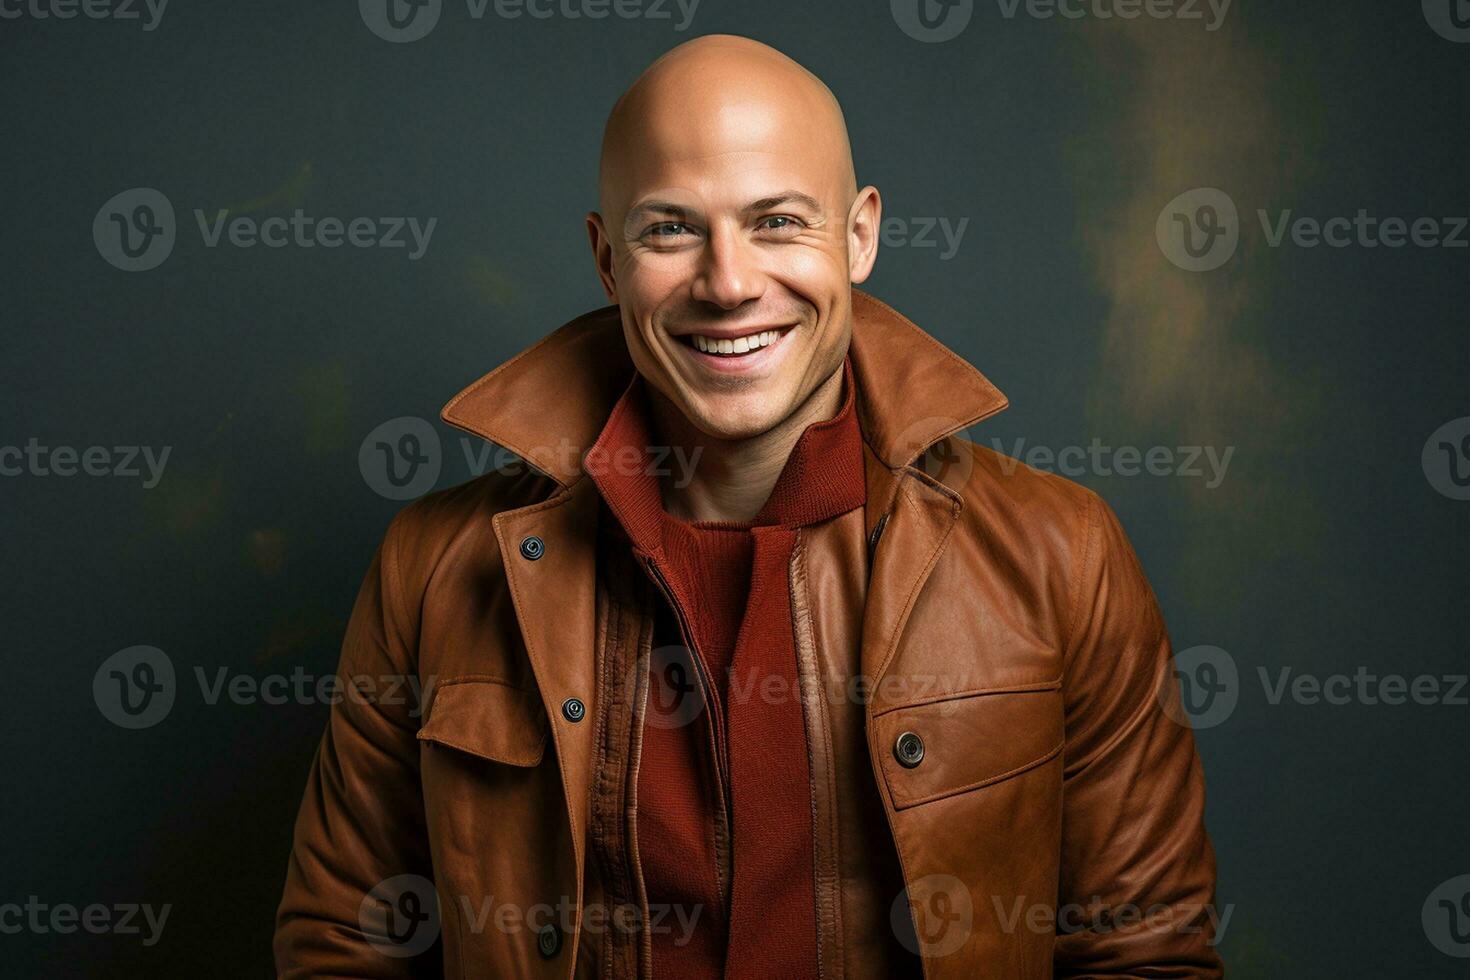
276;35;1223;980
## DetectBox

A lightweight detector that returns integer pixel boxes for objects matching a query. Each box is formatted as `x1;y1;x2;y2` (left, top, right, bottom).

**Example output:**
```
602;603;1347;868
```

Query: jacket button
867;512;889;554
894;731;925;768
519;535;545;561
561;697;586;723
536;922;561;958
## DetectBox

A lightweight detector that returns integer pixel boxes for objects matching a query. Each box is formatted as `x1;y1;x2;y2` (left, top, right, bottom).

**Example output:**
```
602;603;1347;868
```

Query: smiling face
588;36;881;441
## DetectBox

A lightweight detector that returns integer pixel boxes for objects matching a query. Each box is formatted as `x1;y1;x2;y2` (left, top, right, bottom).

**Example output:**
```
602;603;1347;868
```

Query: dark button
894;731;925;768
561;697;586;723
868;513;889;555
519;535;544;561
536;922;561;958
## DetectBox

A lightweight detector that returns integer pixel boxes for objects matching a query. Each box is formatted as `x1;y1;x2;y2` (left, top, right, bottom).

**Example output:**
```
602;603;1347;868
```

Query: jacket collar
585;355;867;563
440;289;1009;490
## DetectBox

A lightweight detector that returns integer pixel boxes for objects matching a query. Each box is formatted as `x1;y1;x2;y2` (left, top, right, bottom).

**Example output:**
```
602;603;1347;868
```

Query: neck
645;366;846;524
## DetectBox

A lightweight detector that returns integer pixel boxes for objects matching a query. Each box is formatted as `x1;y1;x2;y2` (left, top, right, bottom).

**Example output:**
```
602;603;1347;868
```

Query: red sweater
587;357;866;979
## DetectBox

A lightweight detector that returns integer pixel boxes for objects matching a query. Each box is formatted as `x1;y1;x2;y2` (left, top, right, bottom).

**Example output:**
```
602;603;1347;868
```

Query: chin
683;391;788;441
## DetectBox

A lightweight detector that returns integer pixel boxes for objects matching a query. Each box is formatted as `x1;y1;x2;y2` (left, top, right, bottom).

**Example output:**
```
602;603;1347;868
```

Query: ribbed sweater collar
586;355;866;558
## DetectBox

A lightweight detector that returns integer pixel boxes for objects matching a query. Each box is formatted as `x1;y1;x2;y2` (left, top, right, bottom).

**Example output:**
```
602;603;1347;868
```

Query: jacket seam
871;474;959;686
889;739;1064;810
871;678;1062;718
1061;490;1103;660
791;530;844;980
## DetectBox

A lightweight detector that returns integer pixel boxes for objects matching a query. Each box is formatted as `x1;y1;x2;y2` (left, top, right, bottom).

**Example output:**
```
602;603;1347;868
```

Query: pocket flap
872;683;1063;810
417;679;548;767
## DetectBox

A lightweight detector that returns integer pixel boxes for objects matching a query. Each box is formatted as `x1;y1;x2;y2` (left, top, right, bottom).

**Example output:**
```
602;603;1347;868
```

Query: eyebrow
624;191;826;233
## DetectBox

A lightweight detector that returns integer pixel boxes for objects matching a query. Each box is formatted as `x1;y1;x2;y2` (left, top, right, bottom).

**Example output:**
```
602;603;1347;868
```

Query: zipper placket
637;554;732;826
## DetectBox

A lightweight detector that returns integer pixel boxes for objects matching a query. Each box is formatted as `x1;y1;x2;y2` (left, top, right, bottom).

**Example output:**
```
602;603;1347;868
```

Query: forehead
604;84;850;216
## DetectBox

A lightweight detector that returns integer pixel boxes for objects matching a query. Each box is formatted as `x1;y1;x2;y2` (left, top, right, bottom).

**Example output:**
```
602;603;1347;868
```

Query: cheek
771;241;851;295
619;250;694;305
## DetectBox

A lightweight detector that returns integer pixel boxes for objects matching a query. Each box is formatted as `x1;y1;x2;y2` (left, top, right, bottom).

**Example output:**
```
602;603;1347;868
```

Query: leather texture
274;289;1223;979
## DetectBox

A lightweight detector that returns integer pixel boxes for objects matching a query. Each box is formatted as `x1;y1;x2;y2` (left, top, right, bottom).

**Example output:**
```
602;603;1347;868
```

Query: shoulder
924;435;1139;649
378;464;560;608
945;435;1106;565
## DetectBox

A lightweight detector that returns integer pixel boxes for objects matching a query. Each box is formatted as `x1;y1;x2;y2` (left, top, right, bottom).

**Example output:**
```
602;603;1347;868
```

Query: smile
677;326;792;357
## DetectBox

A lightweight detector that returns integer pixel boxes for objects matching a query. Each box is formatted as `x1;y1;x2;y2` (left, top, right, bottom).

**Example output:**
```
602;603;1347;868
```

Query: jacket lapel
844;292;1009;695
489;476;603;964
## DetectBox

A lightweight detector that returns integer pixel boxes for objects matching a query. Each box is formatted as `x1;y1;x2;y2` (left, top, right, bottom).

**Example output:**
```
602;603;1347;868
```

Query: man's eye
761;216;795;230
648;222;690;237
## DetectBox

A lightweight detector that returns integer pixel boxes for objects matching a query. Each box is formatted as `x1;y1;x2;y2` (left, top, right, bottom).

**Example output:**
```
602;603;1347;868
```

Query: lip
671;324;797;376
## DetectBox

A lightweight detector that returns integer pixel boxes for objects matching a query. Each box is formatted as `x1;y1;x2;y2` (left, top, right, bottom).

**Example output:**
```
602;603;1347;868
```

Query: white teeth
690;328;784;355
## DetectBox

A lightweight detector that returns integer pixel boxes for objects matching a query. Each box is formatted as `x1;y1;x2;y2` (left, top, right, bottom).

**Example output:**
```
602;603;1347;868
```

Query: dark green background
2;0;1467;975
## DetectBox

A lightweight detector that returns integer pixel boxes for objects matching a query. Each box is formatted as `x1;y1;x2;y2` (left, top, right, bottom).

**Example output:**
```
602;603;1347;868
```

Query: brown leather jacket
274;290;1223;979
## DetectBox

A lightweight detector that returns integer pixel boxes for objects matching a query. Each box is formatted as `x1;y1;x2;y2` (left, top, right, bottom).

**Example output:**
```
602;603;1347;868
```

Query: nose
690;222;765;310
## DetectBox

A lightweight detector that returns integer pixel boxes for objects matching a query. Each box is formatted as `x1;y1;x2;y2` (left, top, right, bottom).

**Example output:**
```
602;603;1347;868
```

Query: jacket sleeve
1052;491;1224;978
274;514;441;978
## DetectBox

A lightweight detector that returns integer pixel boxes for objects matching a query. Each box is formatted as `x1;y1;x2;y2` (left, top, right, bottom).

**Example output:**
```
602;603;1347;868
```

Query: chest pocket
417;678;548;767
871;682;1063;810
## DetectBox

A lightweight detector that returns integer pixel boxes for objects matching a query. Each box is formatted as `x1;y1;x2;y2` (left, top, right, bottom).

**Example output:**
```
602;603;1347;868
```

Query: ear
846;186;882;284
585;212;617;301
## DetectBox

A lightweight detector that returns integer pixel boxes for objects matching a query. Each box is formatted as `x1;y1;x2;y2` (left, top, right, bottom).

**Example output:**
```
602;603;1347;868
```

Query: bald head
598;35;857;223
